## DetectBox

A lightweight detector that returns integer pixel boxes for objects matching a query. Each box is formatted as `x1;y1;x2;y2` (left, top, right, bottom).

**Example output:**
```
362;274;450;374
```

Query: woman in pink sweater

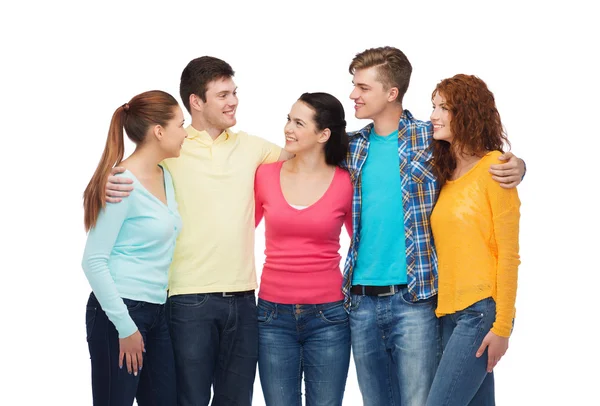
254;92;352;406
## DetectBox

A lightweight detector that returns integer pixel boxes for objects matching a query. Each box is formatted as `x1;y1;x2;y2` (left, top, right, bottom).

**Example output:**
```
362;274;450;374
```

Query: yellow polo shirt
162;125;281;296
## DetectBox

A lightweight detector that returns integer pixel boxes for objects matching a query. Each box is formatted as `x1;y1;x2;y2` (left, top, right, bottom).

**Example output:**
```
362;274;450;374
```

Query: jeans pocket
122;298;144;312
318;303;349;324
85;305;97;342
461;297;495;331
400;289;437;307
169;294;209;308
257;302;274;324
349;294;363;312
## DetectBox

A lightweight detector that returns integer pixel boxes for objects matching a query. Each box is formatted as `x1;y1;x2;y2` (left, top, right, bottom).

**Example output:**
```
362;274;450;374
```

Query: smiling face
349;67;396;121
283;100;329;156
431;91;453;143
196;77;238;132
160;106;187;157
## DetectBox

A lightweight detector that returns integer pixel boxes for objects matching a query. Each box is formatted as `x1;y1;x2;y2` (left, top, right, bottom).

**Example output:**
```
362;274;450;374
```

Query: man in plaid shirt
342;47;525;406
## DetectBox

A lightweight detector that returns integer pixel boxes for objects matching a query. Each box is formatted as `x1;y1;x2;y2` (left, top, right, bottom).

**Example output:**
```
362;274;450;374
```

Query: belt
350;284;407;297
208;290;255;298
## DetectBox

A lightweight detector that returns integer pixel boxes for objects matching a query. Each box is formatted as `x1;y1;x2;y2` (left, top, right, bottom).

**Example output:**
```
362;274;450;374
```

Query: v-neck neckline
277;161;338;213
123;166;170;209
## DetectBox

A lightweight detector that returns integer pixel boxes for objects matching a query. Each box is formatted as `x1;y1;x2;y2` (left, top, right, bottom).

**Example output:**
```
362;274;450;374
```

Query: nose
349;87;359;100
228;93;238;106
430;109;438;122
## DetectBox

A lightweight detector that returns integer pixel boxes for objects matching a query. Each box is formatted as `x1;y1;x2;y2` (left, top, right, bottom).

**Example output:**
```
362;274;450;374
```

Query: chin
225;118;237;128
283;145;298;155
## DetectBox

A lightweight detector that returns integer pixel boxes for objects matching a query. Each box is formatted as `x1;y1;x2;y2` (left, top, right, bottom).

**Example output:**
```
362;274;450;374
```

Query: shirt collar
185;125;230;144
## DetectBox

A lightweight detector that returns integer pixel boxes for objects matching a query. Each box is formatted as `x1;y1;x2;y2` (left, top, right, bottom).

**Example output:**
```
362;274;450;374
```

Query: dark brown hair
432;74;510;185
180;56;235;113
298;92;348;166
83;90;178;230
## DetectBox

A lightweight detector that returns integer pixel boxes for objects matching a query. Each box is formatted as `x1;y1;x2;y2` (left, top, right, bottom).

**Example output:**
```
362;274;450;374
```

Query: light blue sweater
82;167;181;338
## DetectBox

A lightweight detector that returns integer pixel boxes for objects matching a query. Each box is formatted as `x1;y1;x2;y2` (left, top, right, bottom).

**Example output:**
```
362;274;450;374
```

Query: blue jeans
166;292;258;406
426;297;497;406
257;299;351;406
85;292;176;406
349;288;440;406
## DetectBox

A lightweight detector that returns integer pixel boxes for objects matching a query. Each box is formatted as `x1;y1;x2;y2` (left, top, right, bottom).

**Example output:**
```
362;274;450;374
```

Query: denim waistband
258;298;344;315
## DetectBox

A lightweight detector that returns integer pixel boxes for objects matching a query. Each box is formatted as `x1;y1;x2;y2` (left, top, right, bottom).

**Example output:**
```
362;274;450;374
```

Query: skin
431;91;511;373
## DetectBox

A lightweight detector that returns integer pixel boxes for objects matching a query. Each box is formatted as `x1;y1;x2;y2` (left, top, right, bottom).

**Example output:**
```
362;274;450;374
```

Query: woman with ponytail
253;92;353;406
82;90;187;405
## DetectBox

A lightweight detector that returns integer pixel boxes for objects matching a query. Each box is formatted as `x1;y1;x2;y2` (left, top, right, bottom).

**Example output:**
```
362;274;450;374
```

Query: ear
152;124;164;141
190;94;203;112
318;128;331;144
388;87;399;103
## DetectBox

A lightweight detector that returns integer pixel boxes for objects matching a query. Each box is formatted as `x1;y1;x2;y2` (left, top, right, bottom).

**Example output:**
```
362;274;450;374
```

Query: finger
491;172;519;181
488;356;499;373
126;352;133;374
132;351;139;376
476;342;487;358
119;351;124;369
498;151;514;161
137;350;144;372
488;166;518;176
106;189;132;197
498;181;519;189
106;197;123;204
110;166;128;176
106;183;134;192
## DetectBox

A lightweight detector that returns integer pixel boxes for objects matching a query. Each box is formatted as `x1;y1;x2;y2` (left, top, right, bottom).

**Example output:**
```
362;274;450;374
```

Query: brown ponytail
83;90;179;231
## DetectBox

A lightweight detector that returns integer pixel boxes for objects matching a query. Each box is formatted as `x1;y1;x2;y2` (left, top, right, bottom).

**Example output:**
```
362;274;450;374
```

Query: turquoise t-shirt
82;166;181;338
352;128;407;285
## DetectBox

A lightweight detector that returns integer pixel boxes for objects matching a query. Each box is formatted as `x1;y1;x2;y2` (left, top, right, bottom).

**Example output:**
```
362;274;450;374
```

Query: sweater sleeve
82;197;138;338
487;176;521;337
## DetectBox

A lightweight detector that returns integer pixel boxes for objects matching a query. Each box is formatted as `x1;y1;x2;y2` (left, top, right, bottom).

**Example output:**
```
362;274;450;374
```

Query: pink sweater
254;161;353;304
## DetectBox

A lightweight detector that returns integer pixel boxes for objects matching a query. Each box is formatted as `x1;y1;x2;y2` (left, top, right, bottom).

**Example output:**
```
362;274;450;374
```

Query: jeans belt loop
222;292;234;298
378;285;396;297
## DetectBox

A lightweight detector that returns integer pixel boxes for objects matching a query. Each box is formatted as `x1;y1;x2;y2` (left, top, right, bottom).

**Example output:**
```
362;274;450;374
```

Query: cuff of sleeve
115;317;138;339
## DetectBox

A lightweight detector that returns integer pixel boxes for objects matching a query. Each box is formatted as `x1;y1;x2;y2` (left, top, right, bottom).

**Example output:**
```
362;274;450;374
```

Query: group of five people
82;46;523;406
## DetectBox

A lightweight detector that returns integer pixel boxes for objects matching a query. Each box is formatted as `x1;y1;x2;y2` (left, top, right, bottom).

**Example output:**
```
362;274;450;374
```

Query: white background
1;0;598;404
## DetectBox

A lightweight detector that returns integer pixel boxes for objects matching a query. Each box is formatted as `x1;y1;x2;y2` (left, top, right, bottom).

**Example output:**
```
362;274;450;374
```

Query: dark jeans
257;299;351;406
86;292;176;406
166;292;259;406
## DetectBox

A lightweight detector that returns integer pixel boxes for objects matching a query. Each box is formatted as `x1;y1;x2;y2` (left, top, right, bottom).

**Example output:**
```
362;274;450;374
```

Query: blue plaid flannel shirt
342;110;440;308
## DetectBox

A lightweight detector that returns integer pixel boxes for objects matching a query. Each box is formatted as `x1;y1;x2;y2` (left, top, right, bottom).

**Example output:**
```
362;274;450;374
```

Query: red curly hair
432;74;510;185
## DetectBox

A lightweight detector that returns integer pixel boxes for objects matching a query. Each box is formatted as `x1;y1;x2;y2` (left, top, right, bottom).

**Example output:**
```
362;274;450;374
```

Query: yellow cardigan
431;151;520;337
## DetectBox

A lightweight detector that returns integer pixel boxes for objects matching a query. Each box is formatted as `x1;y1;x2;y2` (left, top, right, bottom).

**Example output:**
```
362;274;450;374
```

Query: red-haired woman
82;90;187;405
426;74;521;406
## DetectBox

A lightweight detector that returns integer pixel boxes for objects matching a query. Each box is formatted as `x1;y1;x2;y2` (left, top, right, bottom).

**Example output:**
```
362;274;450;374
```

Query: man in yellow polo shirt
106;56;290;406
